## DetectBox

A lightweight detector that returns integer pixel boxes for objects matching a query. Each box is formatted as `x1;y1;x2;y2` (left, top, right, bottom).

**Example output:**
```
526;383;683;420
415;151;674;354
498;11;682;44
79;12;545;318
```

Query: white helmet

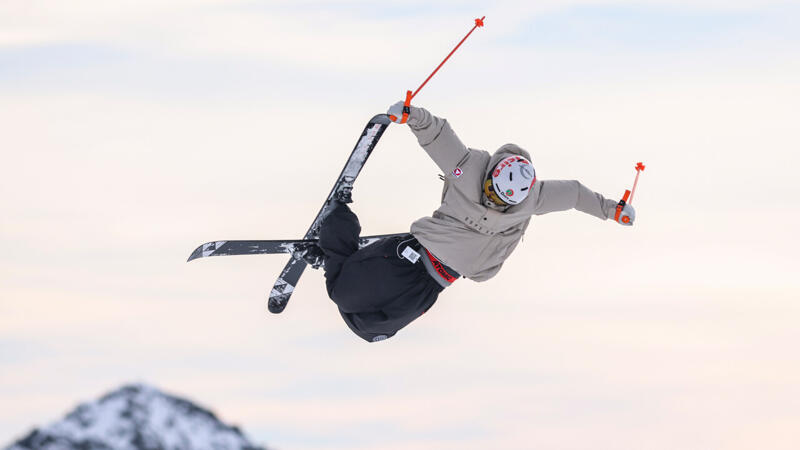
486;155;536;205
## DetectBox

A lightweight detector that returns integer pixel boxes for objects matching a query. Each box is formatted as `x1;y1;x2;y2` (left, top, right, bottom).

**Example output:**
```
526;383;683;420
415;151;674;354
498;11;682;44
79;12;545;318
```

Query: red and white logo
452;167;463;178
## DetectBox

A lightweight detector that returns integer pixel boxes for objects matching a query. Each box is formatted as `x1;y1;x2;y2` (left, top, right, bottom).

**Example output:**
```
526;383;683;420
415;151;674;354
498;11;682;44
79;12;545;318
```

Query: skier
315;102;636;342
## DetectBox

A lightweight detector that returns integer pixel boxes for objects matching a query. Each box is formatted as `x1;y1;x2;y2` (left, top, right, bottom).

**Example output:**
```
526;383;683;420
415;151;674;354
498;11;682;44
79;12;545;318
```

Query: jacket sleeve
407;106;469;174
533;180;618;220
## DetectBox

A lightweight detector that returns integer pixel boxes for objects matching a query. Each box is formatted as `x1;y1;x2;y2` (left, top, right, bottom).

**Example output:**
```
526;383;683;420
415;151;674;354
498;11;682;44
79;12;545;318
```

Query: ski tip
187;240;231;262
187;246;204;262
267;296;289;314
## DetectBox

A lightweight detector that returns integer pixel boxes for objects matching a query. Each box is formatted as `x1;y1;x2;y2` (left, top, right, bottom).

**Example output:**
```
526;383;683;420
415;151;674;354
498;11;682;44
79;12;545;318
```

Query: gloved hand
616;203;636;226
387;101;411;124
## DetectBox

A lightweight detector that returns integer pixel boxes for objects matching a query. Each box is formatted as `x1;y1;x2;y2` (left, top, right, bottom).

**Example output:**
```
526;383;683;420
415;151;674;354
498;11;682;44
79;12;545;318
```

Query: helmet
485;155;536;206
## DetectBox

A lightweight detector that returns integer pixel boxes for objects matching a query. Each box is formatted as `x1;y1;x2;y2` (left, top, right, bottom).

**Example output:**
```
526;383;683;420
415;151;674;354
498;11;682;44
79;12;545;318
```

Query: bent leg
327;236;417;314
318;203;361;297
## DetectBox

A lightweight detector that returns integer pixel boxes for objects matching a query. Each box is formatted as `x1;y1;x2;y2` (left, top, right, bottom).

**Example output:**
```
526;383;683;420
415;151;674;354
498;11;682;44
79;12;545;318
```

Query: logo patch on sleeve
452;167;463;178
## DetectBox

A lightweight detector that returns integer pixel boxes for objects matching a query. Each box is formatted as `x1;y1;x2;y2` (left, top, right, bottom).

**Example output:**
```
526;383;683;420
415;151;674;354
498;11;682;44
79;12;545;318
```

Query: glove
616;203;635;226
387;101;411;124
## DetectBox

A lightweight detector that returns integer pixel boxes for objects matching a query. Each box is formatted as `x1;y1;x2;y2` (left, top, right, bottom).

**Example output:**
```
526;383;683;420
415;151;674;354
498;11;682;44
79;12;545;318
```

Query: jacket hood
484;143;533;179
482;144;534;209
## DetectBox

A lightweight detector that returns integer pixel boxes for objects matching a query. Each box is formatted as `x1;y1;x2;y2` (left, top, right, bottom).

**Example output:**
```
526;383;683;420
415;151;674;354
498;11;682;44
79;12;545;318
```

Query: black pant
319;203;443;342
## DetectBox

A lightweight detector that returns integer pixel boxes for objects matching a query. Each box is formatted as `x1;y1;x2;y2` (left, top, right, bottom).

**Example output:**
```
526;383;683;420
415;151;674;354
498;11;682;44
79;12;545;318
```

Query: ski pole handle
615;189;632;224
389;90;413;124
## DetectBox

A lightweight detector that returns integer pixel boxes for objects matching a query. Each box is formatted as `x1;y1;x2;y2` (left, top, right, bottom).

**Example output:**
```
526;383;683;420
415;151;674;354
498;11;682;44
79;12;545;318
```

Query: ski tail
268;258;305;313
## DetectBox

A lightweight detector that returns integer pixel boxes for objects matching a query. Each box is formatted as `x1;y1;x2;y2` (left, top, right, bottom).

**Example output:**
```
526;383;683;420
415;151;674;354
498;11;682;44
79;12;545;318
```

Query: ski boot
293;242;326;269
333;176;354;204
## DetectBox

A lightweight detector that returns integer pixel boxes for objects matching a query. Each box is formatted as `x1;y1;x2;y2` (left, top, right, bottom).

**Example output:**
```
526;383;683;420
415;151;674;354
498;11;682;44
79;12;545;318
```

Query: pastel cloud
2;1;799;449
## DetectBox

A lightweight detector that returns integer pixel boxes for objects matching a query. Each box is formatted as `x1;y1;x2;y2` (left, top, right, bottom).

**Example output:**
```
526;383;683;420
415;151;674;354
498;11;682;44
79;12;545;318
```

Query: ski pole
629;162;645;204
614;162;645;224
390;16;486;124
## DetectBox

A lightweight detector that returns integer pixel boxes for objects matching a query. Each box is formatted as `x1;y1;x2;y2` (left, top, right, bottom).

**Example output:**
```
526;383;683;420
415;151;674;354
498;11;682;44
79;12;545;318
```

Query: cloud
2;1;796;63
2;1;800;449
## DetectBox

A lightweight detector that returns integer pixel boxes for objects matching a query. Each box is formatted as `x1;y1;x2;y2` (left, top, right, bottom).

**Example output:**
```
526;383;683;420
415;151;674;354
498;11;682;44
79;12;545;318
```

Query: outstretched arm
388;103;469;174
534;180;619;220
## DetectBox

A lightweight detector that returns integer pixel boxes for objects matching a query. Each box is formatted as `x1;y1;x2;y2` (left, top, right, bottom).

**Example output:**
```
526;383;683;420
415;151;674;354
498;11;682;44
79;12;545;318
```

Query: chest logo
452;167;463;178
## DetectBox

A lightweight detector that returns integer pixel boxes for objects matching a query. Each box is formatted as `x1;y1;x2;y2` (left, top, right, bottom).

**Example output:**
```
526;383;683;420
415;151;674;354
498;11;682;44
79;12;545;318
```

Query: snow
6;384;266;450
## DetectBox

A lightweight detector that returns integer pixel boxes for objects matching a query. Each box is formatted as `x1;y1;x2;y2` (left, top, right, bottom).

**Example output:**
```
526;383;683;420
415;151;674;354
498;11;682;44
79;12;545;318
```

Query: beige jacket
407;106;618;281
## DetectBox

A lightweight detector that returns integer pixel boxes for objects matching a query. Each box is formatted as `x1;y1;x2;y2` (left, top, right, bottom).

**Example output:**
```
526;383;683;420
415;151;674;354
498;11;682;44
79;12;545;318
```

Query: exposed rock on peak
6;384;267;450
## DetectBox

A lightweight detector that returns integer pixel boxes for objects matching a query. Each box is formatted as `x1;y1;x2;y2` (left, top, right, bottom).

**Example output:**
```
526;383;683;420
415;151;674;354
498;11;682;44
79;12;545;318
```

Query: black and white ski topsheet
268;114;392;313
187;233;404;262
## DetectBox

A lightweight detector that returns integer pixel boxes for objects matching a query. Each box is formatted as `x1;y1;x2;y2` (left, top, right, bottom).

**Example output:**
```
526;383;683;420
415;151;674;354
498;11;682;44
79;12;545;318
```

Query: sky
1;1;799;449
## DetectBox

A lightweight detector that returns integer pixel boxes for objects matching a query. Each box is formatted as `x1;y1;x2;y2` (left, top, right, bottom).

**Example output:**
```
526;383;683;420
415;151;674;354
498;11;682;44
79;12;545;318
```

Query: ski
187;233;405;262
268;114;392;313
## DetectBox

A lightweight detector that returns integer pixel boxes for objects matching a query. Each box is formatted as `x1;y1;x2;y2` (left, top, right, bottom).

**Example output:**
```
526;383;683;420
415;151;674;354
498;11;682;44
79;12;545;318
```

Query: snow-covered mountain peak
6;383;267;450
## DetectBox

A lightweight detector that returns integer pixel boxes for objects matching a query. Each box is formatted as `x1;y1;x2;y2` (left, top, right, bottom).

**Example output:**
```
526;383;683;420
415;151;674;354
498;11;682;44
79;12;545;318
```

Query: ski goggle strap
484;178;507;206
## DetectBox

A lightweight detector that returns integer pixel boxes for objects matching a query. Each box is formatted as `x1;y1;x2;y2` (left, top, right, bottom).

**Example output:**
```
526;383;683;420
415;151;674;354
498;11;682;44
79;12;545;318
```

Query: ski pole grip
614;189;631;223
401;90;412;124
388;90;413;123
